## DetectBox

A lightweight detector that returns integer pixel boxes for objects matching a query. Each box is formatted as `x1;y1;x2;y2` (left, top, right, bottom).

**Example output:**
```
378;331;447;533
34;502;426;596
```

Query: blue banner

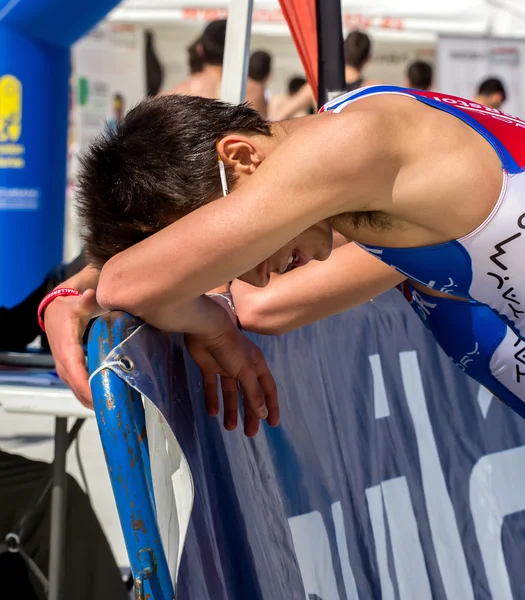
0;26;69;306
0;0;120;307
93;290;525;599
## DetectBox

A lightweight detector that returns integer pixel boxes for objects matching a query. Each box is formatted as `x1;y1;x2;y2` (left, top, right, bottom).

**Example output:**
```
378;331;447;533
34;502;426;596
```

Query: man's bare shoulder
333;93;456;158
287;107;399;166
335;91;469;137
268;110;401;217
336;91;421;118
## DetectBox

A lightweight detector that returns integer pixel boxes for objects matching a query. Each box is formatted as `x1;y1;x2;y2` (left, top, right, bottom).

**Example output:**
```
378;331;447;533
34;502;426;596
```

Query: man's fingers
258;371;280;427
187;328;276;436
250;345;279;427
77;381;94;409
220;377;239;430
244;408;260;437
59;354;93;409
237;362;268;419
202;372;219;417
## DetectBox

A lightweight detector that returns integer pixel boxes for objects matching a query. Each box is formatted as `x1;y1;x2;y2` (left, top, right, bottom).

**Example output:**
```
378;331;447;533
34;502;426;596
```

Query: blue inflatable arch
0;0;121;306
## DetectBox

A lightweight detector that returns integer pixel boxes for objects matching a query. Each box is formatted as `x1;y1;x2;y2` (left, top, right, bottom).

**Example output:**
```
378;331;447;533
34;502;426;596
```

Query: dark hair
406;60;433;90
200;19;226;66
478;77;506;102
249;50;272;83
288;76;307;96
145;30;164;96
344;30;371;69
187;39;204;74
77;95;271;267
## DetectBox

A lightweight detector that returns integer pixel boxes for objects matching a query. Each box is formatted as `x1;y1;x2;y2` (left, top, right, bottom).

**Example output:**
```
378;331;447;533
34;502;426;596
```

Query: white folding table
0;382;93;600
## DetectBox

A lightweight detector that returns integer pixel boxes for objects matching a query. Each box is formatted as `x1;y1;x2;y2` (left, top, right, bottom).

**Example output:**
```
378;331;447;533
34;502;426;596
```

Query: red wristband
38;288;82;333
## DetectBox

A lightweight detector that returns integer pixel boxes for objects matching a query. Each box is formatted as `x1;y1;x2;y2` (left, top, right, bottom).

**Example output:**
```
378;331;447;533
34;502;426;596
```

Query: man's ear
217;135;266;176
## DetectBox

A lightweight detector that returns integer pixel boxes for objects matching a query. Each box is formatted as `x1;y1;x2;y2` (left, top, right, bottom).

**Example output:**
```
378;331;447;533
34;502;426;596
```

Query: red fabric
278;0;318;101
416;89;525;169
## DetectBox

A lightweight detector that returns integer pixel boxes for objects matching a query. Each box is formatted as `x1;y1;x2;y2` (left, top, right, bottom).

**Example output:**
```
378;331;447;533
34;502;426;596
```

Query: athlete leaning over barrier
40;85;525;432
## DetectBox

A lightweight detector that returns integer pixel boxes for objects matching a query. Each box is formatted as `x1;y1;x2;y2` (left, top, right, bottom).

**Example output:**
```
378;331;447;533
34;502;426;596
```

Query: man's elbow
96;260;145;316
235;301;289;336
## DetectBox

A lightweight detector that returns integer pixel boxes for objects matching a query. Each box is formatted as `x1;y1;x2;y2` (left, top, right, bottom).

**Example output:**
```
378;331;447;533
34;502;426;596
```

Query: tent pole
221;0;254;103
315;0;346;108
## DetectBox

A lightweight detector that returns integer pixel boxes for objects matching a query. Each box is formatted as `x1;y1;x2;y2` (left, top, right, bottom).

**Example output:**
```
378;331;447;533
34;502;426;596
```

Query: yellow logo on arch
0;75;22;143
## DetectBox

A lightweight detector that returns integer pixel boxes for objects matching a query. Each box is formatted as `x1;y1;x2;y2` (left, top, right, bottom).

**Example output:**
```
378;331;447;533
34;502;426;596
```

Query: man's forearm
231;243;405;335
61;264;232;335
103;292;232;336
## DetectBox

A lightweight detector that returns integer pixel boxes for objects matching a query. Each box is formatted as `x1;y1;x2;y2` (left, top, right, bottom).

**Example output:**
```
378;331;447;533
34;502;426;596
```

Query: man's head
77;94;331;286
344;30;371;71
477;77;506;109
249;50;272;84
199;19;227;66
288;76;307;96
405;61;433;91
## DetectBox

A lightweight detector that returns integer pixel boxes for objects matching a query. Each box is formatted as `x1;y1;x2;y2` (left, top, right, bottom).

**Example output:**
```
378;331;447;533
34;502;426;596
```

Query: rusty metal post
88;312;175;600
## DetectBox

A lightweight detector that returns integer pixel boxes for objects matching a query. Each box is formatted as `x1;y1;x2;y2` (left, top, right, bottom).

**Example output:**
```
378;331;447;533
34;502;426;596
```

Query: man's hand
46;268;278;435
45;289;104;408
185;320;279;437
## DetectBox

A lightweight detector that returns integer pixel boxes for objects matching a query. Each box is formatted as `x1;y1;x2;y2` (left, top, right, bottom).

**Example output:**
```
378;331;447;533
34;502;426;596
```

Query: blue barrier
88;289;525;599
88;312;175;600
0;0;120;306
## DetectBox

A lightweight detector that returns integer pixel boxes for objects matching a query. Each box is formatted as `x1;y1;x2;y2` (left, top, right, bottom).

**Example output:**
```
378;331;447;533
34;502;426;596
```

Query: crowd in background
154;19;508;119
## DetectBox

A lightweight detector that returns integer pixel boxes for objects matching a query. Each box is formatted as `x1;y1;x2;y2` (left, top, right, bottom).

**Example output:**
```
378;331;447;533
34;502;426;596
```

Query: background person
246;50;272;118
166;19;226;98
107;93;125;132
344;30;374;91
272;30;380;121
269;76;310;119
475;77;507;109
164;19;267;116
145;30;164;97
405;60;433;91
288;76;307;97
187;39;204;75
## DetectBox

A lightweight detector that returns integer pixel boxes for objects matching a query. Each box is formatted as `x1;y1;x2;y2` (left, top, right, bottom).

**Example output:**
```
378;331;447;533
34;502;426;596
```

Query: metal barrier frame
88;312;175;600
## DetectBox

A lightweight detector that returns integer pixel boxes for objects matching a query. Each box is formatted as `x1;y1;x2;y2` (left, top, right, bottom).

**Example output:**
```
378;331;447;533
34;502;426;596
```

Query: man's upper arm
232;242;405;334
99;111;399;312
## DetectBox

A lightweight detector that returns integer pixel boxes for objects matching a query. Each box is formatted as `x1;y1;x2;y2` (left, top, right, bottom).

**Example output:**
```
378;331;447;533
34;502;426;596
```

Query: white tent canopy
109;0;525;38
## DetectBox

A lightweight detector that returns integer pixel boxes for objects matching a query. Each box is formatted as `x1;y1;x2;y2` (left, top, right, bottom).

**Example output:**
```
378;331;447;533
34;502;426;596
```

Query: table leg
48;417;68;600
